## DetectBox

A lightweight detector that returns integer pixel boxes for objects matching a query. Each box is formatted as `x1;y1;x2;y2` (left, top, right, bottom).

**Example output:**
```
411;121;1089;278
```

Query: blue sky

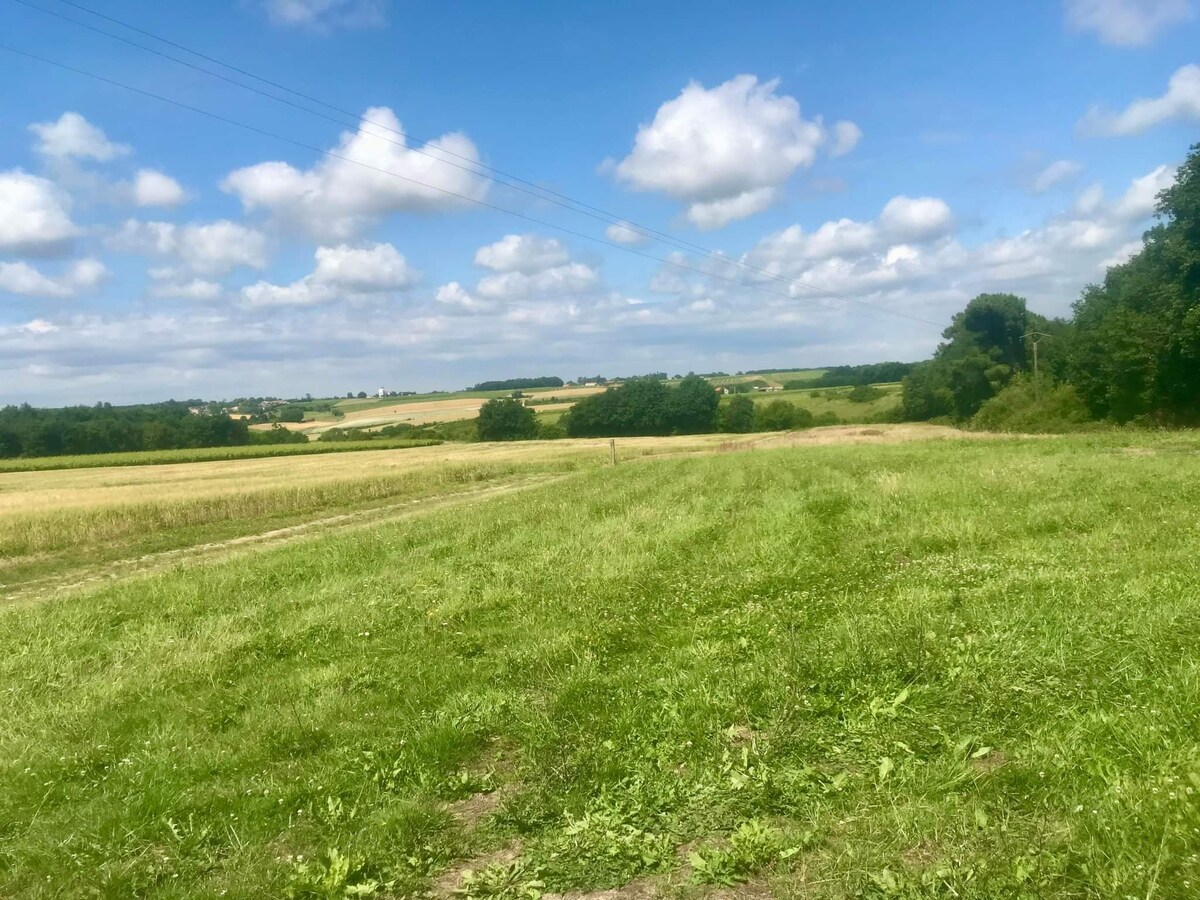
1;0;1198;404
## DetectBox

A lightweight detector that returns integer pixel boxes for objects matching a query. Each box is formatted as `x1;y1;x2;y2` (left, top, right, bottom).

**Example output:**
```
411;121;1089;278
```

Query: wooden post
609;438;617;465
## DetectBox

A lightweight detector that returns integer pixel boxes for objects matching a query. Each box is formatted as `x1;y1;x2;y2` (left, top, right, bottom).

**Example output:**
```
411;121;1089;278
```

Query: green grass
3;434;1200;898
724;383;903;424
0;439;443;473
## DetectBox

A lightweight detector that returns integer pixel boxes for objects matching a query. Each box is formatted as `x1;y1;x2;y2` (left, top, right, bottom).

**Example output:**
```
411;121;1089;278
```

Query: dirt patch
447;783;519;829
902;839;940;868
726;724;766;748
432;842;523;896
542;876;662;900
968;748;1007;774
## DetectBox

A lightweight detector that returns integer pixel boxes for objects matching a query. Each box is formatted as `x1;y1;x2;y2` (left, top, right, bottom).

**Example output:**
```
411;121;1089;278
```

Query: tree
718;395;755;433
755;400;813;431
668;374;720;433
1068;143;1200;423
476;398;537;441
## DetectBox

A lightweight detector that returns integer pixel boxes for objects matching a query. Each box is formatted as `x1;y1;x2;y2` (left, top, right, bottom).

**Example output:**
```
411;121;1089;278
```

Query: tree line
899;142;1200;430
0;401;303;459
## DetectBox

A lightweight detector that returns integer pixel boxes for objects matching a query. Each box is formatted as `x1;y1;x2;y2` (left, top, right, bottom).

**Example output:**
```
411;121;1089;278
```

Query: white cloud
312;242;420;291
133;169;187;207
604;221;648;245
1080;64;1200;136
108;219;269;275
1074;182;1106;215
29;112;130;161
1032;159;1083;193
148;272;223;301
223;107;488;239
0;170;79;255
474;234;570;273
476;262;599;302
469;233;599;302
830;120;862;157
241;242;417;308
746;195;955;272
686;188;778;231
0;258;108;298
435;281;493;312
612;75;837;229
878;196;956;242
1113;163;1176;218
262;0;385;28
1065;0;1192;46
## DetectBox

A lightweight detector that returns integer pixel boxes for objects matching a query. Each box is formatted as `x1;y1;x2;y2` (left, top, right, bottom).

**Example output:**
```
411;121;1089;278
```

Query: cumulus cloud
262;0;385;28
746;195;955;272
1112;163;1176;218
435;281;493;313
612;75;845;229
241;242;418;308
468;233;599;303
829;121;863;157
474;234;570;274
147;272;223;301
0;170;79;255
476;262;599;302
108;219;269;275
0;258;107;298
29;112;130;161
604;221;648;245
1065;0;1193;46
1080;64;1200;136
132;169;187;207
223;107;488;239
1032;159;1083;193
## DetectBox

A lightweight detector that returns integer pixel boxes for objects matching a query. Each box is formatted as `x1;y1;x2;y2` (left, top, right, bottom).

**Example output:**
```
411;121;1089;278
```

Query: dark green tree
718;395;756;433
476;398;537;441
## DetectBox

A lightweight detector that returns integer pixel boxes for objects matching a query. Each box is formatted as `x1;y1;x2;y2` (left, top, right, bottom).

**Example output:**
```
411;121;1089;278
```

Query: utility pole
1023;332;1051;401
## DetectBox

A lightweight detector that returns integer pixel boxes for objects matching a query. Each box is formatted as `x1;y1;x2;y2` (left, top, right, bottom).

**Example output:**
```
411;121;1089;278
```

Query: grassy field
2;428;1199;898
0;439;443;474
727;383;903;423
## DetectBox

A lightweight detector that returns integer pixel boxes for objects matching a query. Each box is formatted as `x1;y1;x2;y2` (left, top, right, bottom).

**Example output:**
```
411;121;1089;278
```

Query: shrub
971;376;1096;433
847;384;885;403
753;400;814;432
718;395;756;433
477;399;537;441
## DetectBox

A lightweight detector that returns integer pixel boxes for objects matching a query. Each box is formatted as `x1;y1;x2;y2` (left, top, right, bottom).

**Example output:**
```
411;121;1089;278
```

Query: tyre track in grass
2;474;566;607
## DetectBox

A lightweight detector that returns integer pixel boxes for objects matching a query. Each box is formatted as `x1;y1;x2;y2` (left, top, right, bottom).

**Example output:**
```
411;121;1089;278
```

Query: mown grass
0;439;442;474
2;434;1200;898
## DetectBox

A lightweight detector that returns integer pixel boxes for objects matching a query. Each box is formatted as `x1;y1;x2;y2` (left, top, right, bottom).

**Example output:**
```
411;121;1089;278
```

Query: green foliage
971;376;1095;433
847;384;885;403
286;848;384;898
566;376;719;437
536;420;567;440
277;405;307;423
477;399;538;442
753;400;814;432
718;395;756;433
688;821;802;886
1067;143;1200;423
455;861;544;899
471;377;564;392
813;361;919;387
0;400;254;459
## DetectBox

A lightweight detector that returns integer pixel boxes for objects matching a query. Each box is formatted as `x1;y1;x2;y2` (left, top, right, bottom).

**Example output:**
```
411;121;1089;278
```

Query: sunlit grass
2;433;1199;897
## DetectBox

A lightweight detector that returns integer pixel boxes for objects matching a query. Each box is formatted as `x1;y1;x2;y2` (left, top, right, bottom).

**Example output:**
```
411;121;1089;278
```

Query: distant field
275;386;609;436
0;438;441;473
3;428;1199;898
724;382;903;422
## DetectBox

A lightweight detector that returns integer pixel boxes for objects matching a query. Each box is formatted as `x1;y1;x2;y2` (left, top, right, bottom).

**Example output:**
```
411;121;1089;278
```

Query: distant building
377;387;386;398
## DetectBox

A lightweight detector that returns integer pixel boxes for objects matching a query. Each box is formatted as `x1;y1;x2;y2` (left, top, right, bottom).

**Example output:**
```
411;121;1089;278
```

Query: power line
9;0;945;330
0;42;935;331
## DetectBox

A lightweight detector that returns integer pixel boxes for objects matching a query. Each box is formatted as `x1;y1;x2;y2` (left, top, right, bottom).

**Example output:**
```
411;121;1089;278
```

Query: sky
1;0;1198;405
